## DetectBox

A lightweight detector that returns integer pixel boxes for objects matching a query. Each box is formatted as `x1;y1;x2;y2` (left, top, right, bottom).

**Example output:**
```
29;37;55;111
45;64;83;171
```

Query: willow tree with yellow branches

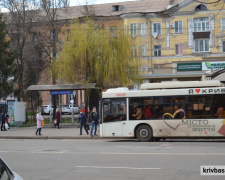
52;17;140;112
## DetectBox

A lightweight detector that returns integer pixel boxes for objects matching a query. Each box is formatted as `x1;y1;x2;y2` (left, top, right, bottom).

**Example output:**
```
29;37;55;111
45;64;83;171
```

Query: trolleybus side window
129;97;163;120
162;96;186;120
129;96;186;120
103;98;126;123
213;95;225;118
187;95;212;119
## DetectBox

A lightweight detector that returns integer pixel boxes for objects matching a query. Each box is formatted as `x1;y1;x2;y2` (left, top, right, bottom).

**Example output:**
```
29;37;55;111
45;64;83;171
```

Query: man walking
1;111;6;131
90;106;99;137
78;112;89;135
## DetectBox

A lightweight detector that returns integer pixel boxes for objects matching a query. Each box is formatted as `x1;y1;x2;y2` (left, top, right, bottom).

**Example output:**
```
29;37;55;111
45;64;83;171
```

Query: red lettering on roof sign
116;93;126;97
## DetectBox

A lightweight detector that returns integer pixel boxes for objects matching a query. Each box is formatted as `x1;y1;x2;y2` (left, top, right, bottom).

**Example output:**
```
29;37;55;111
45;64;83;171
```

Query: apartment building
2;0;225;105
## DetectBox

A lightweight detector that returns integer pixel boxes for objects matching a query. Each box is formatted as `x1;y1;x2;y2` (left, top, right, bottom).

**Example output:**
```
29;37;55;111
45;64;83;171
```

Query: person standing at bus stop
1;111;6;131
90;106;99;137
55;108;61;129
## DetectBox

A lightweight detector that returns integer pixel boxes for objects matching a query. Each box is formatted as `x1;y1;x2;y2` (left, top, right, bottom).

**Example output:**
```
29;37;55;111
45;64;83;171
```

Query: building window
195;39;209;52
154;45;161;56
175;44;183;55
67;29;70;40
132;45;137;57
195;4;208;12
112;5;119;12
51;29;58;41
153;23;161;35
112;5;123;12
110;26;117;37
51;51;58;60
141;45;145;57
140;23;145;36
174;21;182;33
222;41;225;52
32;32;39;42
194;18;209;32
221;18;225;30
130;23;137;36
12;34;18;45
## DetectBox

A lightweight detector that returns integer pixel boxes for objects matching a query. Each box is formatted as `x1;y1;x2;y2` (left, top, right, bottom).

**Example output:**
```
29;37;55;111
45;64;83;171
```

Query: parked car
41;105;58;114
69;104;79;114
41;105;52;114
61;105;71;114
0;156;23;180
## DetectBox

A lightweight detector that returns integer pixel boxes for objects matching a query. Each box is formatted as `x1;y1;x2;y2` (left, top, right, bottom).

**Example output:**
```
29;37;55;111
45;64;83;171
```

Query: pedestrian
214;104;224;118
55;108;61;129
5;111;10;130
82;106;85;114
78;112;89;135
90;106;99;137
35;110;44;136
1;111;6;131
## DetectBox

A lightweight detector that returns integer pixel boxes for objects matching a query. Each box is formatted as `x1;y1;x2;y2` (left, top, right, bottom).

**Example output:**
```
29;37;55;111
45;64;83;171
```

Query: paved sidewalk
0;124;100;140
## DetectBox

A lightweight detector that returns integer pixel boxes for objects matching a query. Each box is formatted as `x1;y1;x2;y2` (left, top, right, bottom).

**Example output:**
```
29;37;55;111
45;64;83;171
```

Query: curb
0;136;100;140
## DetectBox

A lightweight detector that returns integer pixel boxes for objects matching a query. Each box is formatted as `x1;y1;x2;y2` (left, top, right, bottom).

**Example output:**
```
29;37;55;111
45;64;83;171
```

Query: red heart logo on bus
195;89;200;93
162;109;186;130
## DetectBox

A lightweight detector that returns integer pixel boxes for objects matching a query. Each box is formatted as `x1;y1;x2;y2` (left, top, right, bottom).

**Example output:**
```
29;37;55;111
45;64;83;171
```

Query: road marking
164;147;218;149
116;146;218;149
116;146;162;149
76;166;161;170
98;152;225;156
31;151;64;154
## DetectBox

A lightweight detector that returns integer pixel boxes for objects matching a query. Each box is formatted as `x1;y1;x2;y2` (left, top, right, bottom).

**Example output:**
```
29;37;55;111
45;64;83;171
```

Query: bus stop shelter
27;83;100;124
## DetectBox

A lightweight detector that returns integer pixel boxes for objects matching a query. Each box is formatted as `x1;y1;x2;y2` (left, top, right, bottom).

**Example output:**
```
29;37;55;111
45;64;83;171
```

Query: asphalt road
1;139;225;180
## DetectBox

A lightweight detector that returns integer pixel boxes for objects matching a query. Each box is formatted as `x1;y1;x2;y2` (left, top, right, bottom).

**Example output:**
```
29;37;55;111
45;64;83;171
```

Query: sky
72;0;137;6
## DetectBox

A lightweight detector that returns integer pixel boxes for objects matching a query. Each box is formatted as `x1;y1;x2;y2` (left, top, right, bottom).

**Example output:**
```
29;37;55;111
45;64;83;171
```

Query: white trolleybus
99;80;225;141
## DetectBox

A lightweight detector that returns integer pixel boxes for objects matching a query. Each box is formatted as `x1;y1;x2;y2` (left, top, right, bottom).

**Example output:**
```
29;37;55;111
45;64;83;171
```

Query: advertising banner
7;101;15;125
202;61;225;70
177;63;202;71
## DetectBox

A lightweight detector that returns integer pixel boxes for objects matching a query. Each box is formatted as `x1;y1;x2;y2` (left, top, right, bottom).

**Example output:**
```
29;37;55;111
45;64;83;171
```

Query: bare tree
0;0;41;101
77;0;95;17
35;0;70;117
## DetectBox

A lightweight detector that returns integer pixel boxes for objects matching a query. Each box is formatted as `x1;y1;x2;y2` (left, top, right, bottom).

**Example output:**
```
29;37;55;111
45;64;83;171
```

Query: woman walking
35;110;44;136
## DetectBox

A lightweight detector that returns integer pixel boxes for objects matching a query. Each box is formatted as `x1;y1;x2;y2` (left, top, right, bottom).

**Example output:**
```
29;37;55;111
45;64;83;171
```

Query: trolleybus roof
140;80;223;90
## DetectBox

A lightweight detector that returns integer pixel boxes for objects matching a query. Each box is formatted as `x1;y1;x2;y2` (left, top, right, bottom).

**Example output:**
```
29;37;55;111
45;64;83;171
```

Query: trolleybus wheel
136;125;152;142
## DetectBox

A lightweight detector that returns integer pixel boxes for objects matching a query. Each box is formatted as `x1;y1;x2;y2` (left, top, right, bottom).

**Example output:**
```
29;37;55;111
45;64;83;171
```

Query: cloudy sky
72;0;137;6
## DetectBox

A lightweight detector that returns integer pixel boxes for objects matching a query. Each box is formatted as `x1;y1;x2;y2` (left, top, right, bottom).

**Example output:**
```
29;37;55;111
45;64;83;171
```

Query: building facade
2;0;225;105
121;0;225;83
